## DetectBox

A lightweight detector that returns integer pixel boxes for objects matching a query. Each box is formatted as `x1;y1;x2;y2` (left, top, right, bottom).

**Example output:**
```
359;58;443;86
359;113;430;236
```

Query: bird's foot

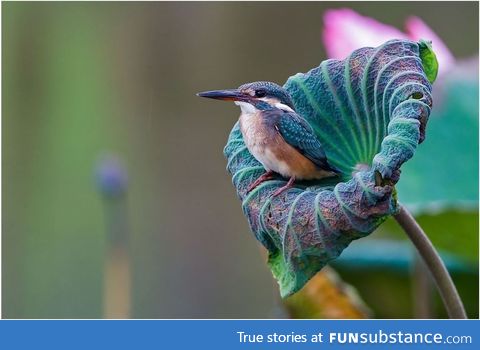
271;176;296;197
247;170;275;193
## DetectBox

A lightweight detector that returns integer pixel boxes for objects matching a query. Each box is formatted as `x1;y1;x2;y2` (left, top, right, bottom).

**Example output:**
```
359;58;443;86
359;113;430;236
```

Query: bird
197;81;340;197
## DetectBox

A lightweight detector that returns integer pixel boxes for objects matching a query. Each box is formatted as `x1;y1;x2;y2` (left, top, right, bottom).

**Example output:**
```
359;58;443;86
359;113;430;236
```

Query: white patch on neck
274;102;294;113
258;97;294;113
235;101;257;114
235;98;294;115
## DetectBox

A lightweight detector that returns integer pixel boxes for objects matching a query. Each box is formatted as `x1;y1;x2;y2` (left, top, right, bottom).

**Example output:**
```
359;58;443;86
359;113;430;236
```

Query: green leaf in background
224;40;434;297
332;239;478;318
379;57;479;262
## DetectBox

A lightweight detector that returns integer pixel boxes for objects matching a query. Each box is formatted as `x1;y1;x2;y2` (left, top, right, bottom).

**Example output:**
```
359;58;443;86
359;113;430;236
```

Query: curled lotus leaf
224;40;434;297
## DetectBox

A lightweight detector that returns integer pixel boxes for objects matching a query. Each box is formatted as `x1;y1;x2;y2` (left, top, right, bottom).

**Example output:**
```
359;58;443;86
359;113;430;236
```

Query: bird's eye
255;89;266;98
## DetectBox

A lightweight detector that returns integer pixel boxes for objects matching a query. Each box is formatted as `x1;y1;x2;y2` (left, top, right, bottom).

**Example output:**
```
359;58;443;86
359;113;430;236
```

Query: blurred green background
3;2;478;318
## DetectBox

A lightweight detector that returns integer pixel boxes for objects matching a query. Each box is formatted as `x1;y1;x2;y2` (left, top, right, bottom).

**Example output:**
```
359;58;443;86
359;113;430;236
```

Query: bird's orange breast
240;113;332;180
267;137;331;180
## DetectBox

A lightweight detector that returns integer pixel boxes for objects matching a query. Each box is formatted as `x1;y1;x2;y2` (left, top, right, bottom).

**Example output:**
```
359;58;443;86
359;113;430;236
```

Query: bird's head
197;81;295;114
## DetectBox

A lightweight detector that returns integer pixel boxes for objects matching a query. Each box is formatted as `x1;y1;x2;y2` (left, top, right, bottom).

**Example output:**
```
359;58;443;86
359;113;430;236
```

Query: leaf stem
394;203;467;319
411;252;434;318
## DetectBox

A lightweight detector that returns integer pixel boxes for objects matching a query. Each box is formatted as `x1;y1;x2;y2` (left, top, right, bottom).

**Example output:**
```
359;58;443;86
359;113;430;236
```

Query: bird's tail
325;161;342;175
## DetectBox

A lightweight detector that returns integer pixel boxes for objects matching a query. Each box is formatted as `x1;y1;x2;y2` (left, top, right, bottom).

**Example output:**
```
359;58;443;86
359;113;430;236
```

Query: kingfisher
198;81;339;196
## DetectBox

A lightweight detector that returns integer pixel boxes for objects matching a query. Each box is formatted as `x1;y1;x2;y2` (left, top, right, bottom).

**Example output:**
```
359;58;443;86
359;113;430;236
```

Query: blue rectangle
0;320;477;349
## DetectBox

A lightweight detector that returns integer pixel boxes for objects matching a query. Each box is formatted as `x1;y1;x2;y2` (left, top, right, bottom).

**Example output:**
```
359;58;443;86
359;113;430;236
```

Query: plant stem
412;252;434;318
394;203;467;319
103;199;131;319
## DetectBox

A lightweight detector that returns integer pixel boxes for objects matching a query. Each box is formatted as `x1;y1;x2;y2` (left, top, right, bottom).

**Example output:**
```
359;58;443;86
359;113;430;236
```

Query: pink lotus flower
322;8;455;76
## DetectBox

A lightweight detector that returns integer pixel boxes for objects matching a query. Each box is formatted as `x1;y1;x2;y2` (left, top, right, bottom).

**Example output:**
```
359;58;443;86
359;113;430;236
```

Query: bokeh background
3;1;478;319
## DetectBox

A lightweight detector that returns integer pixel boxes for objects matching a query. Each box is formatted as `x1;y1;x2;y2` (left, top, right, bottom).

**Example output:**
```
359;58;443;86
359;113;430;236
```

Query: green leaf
224;40;434;297
392;57;479;261
332;238;478;318
334;238;476;273
397;58;478;209
378;212;478;263
418;39;439;83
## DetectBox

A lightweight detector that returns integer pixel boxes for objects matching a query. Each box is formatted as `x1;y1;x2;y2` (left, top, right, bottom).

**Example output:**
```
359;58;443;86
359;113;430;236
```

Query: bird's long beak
196;89;249;102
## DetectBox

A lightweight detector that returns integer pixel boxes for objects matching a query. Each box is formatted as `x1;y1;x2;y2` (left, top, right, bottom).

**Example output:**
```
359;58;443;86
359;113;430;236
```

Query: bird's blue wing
274;112;338;172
